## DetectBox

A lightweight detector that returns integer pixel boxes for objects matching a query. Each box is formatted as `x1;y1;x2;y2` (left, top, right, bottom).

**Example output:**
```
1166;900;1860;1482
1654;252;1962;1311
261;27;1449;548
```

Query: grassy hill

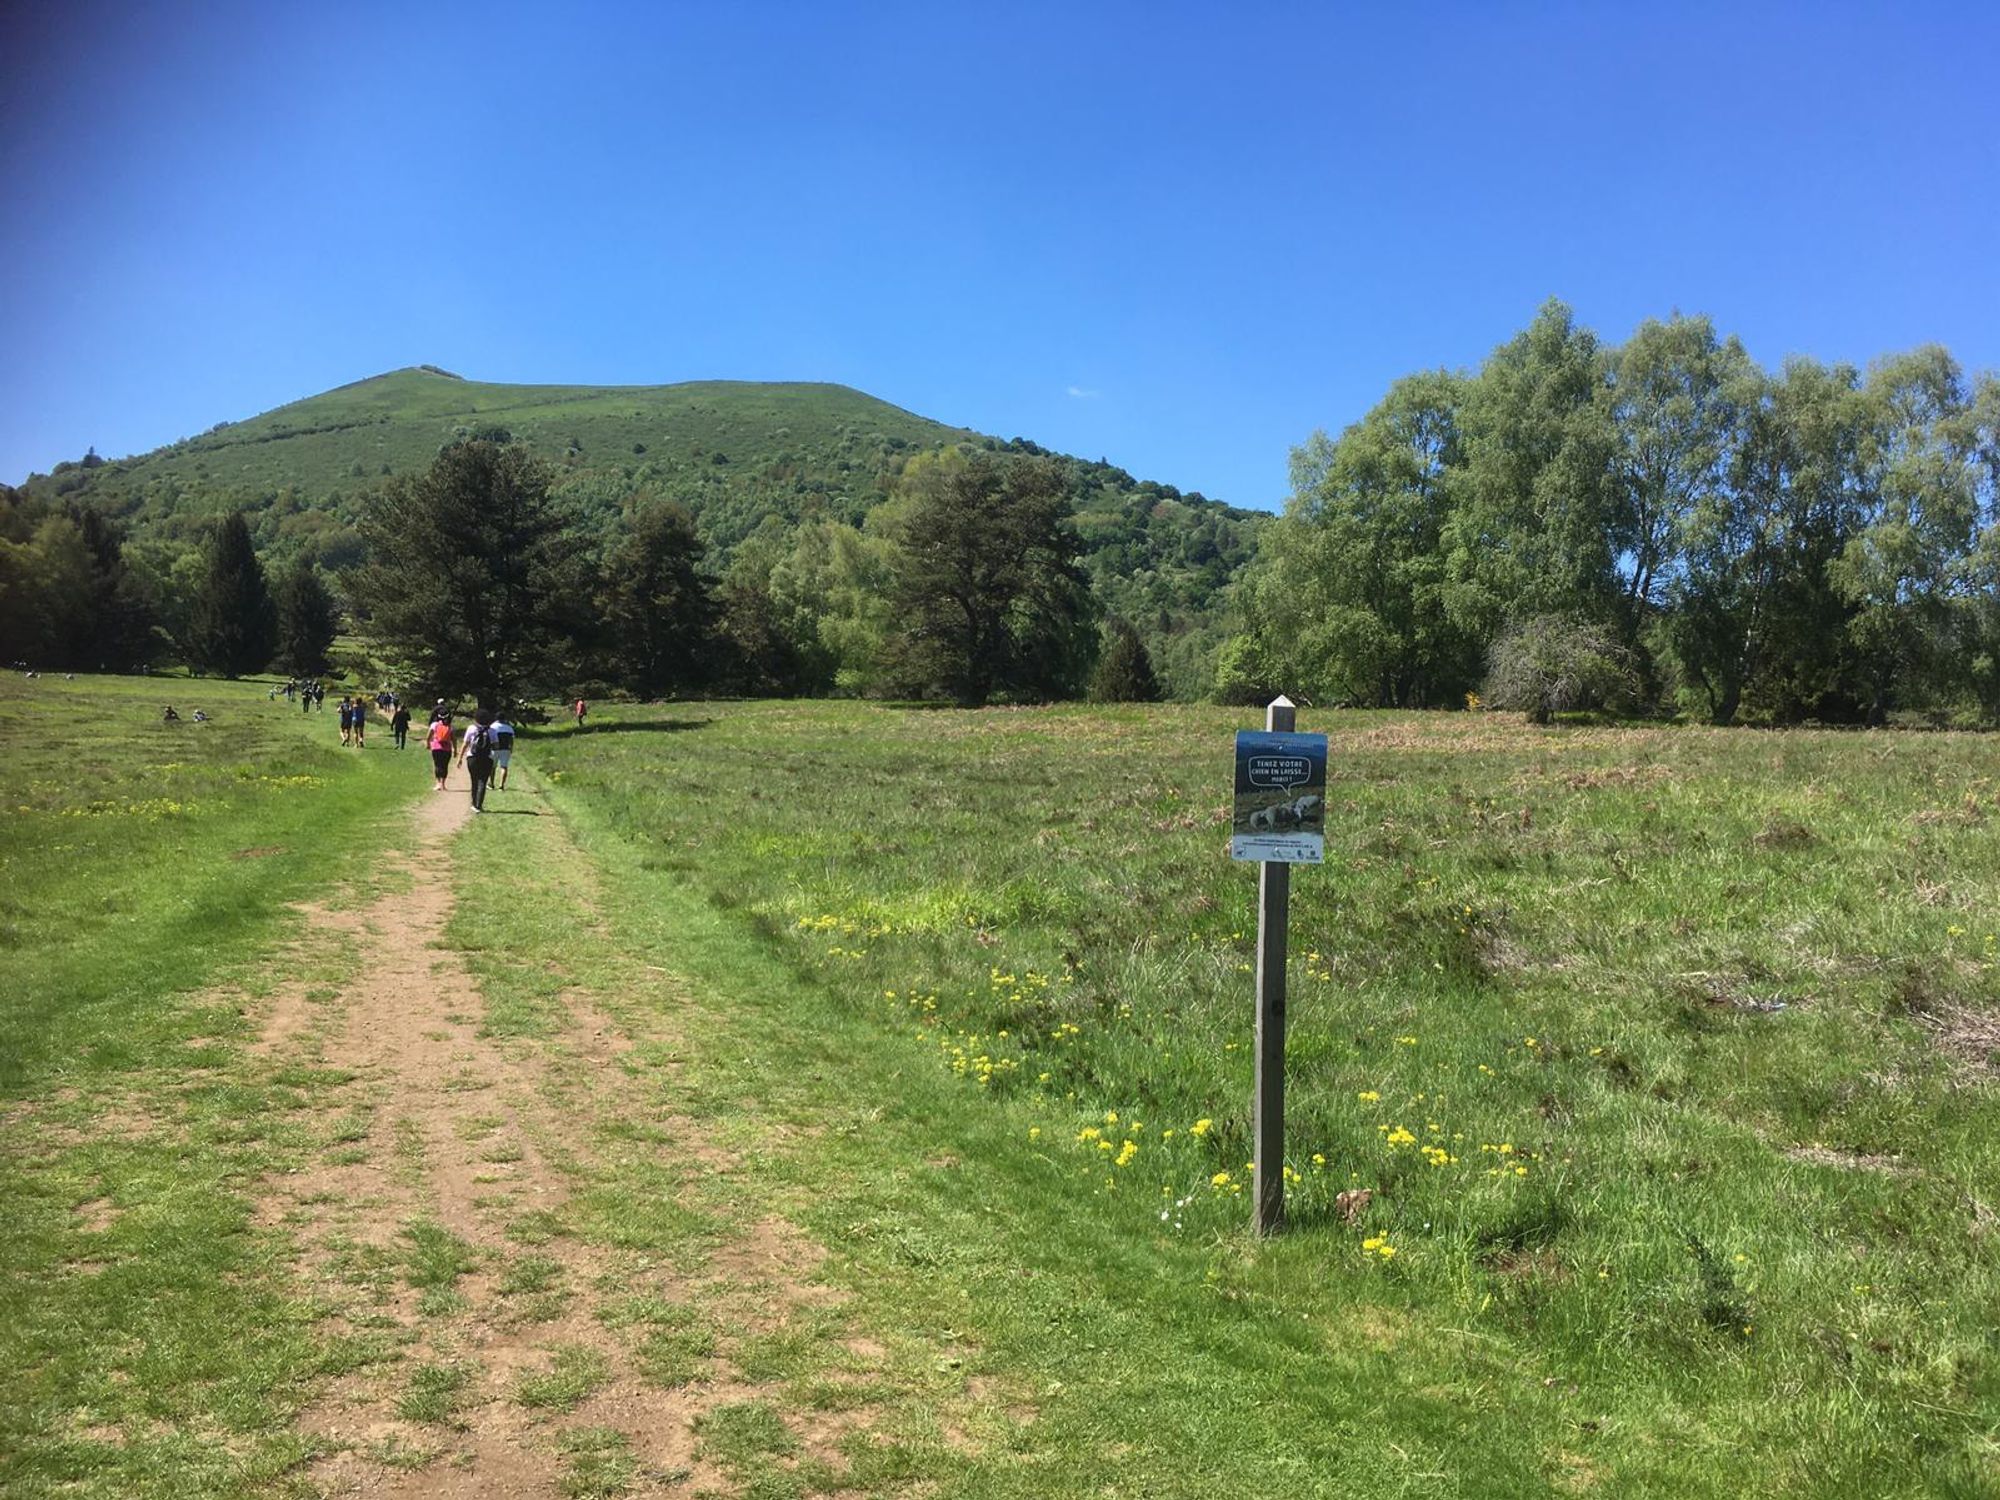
19;367;976;551
16;367;1267;694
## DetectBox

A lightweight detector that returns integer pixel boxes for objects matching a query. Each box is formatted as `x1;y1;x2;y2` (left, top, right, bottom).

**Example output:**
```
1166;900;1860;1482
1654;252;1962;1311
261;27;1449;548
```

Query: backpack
465;723;492;760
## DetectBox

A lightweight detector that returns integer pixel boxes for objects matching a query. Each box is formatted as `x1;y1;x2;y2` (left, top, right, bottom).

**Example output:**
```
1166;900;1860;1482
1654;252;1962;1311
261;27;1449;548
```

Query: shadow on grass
541;718;715;738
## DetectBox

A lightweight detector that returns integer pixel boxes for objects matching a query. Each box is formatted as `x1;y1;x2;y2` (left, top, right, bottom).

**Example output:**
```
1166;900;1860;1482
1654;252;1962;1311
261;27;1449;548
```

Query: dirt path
249;769;867;1496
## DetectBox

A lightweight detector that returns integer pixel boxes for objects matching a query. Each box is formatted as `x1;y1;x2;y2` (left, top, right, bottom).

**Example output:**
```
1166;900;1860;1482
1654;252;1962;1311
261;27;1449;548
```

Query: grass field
0;673;424;1493
5;682;1999;1496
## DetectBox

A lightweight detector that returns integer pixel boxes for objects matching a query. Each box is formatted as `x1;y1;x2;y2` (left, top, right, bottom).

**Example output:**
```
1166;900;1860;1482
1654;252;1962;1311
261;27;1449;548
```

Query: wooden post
1253;694;1293;1236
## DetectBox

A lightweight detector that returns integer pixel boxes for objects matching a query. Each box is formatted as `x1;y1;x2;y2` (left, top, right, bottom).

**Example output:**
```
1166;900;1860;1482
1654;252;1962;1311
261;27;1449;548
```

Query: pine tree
601;500;711;695
354;440;586;707
881;451;1095;705
274;560;339;676
1090;618;1162;702
185;513;276;676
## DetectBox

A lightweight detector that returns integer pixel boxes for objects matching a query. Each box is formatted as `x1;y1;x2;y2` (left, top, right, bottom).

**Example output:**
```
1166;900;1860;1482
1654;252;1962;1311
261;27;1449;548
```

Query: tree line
0;500;339;680
3;435;1231;706
348;439;1140;708
1229;301;2000;724
0;439;1156;705
6;301;1995;723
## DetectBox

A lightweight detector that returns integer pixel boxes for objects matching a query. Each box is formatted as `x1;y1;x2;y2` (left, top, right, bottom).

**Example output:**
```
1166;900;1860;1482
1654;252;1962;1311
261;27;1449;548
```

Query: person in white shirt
490;714;516;789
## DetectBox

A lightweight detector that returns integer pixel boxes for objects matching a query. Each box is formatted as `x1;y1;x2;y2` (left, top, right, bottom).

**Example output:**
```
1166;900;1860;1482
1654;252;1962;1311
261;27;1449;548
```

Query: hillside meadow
4;678;1999;1496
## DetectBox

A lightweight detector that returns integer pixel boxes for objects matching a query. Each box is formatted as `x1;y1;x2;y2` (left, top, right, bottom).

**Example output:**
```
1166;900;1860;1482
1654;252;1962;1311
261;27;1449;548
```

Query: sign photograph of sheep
1230;729;1328;863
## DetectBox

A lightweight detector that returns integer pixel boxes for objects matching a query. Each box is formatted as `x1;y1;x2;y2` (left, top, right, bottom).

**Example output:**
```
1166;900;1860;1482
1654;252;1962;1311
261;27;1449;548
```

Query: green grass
0;671;426;1498
9;678;2000;1496
556;1425;641;1498
634;1324;718;1389
395;1361;475;1425
516;1344;611;1412
488;698;2000;1497
692;1400;798;1468
401;1219;479;1313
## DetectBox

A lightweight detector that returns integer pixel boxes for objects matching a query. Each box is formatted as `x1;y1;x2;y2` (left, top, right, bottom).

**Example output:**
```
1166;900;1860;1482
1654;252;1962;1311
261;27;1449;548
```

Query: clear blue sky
2;1;1994;510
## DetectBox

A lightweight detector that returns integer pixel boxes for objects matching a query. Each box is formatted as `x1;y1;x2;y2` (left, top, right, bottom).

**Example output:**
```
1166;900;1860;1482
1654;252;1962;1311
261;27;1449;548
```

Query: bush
1482;615;1638;724
1210;634;1279;706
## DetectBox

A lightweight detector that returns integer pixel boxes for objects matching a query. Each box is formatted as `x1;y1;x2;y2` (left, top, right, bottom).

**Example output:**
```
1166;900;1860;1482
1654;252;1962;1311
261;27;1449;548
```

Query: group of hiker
336;696;373;746
424;701;516;812
156;680;584;815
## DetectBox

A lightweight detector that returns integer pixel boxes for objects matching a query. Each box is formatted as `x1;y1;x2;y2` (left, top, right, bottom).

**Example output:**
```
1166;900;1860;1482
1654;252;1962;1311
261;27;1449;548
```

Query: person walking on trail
490;710;516;790
458;711;497;813
337;697;353;746
427;714;454;792
351;699;366;747
573;697;587;730
391;702;411;749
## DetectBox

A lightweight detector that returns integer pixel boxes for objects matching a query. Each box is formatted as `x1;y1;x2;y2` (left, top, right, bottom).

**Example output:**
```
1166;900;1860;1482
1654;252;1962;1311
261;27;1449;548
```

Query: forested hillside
4;369;1264;698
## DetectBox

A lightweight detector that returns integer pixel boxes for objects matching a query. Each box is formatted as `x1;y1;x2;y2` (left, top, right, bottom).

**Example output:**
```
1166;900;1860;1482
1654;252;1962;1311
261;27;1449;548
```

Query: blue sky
2;1;1994;509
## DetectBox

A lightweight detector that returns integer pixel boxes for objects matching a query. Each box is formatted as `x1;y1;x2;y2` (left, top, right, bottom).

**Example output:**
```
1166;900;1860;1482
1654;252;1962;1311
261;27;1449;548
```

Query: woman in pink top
427;715;454;791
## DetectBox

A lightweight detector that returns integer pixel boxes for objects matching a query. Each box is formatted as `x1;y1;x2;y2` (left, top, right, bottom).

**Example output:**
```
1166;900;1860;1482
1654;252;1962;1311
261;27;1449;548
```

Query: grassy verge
498;699;2000;1497
0;672;425;1498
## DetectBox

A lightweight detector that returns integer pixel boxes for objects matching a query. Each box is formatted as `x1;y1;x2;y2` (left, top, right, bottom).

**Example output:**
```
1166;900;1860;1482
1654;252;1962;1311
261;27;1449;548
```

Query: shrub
1211;634;1279;706
1482;615;1638;724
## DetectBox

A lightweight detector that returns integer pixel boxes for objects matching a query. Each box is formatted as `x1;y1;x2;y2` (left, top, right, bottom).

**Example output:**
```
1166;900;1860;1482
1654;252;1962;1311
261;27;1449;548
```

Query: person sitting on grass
162;705;179;722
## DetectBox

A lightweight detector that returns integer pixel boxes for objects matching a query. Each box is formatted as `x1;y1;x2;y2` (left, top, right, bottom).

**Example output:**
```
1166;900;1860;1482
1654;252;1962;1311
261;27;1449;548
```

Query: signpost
1231;697;1327;1235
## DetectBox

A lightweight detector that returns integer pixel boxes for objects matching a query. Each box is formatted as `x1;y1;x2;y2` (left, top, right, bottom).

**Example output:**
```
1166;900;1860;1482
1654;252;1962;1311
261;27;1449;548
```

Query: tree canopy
273;560;338;677
1247;301;2000;724
185;512;275;677
880;451;1096;706
355;441;587;707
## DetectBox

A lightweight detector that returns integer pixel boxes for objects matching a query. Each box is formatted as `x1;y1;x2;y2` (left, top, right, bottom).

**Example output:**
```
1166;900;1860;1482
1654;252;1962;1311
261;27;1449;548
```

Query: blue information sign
1231;730;1328;863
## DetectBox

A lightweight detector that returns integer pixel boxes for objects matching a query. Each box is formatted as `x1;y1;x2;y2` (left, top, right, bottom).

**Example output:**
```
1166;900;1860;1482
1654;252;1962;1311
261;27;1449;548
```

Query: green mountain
14;367;1268;694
